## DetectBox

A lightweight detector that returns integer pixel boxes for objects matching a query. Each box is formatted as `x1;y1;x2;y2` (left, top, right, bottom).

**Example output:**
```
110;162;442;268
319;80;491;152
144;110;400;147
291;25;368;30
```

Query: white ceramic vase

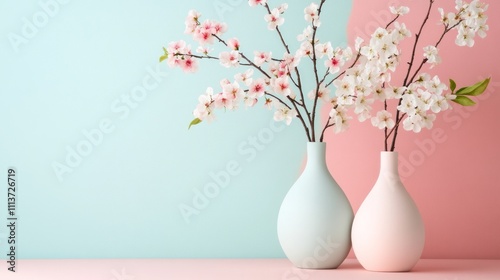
352;151;425;272
277;142;353;269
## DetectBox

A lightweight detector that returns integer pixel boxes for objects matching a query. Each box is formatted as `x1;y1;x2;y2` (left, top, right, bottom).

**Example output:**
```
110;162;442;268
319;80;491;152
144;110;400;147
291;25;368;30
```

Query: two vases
277;142;425;271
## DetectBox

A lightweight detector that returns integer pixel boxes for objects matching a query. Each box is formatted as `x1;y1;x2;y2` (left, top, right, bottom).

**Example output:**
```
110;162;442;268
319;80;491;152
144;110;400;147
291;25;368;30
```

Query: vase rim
307;141;326;145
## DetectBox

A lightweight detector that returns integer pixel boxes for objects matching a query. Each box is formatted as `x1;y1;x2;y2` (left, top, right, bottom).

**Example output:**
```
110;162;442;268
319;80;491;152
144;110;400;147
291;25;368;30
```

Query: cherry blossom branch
390;0;434;152
175;53;252;66
292;69;311;119
384;100;388;151
310;0;327;142
319;68;330;86
263;3;313;140
385;112;406;141
264;4;291;53
212;33;310;139
287;95;312;142
264;92;291;109
403;0;434;87
319;116;334;142
385;14;400;29
213;34;272;79
325;51;362;88
407;20;462;85
287;72;300;89
389;3;465;151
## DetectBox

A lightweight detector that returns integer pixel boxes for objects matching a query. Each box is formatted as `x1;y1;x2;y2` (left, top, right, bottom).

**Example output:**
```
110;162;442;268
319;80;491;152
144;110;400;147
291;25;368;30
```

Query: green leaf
188;118;202;129
159;47;169;62
456;77;490;96
449;79;456;92
452;95;476;106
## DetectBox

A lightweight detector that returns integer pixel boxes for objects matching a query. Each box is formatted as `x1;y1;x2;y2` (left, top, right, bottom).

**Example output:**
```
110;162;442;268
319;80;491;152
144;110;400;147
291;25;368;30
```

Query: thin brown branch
310;0;327;142
391;0;434;151
319;117;334;142
262;3;313;137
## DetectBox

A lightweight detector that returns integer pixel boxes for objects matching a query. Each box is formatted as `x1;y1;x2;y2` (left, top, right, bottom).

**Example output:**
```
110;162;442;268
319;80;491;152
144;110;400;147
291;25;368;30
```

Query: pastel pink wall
324;0;500;259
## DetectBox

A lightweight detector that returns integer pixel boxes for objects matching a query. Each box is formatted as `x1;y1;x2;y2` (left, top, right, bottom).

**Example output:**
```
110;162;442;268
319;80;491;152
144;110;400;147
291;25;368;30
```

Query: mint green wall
0;0;351;258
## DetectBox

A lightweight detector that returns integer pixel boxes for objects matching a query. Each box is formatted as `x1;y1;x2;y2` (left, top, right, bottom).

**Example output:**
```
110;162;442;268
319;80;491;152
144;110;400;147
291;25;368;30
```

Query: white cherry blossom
274;105;296;125
423;45;441;68
389;6;410;15
371;110;395;129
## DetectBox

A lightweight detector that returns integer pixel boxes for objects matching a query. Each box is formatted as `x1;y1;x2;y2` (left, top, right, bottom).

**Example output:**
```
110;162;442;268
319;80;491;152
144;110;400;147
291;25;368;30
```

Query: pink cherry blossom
325;56;341;74
307;85;330;103
213;92;232;109
234;69;254;86
297;26;314;42
196;46;211;55
296;41;313;58
199;20;214;32
268;61;280;77
244;97;258;107
219;51;240;68
219;78;231;87
264;98;274;109
193;88;215;121
180;57;198;73
304;3;320;27
212;22;228;36
272;77;292;97
248;78;266;98
222;81;242;100
248;0;267;7
281;53;300;73
277;3;288;13
193;26;214;45
315;42;333;59
185;10;201;34
228;38;240;50
253;51;272;66
166;40;190;68
264;8;284;30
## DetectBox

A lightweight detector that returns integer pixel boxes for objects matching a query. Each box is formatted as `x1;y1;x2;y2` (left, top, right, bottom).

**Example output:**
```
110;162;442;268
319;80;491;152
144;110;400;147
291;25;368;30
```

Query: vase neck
306;142;327;170
379;152;399;175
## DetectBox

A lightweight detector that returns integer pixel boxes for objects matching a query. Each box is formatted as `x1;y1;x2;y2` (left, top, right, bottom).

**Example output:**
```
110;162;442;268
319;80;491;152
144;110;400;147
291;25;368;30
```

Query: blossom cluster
161;0;489;146
334;0;489;137
440;0;489;47
165;0;331;134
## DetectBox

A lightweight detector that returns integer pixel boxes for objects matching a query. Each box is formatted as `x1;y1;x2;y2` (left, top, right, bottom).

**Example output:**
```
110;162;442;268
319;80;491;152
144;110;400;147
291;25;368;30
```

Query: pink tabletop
1;259;499;280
